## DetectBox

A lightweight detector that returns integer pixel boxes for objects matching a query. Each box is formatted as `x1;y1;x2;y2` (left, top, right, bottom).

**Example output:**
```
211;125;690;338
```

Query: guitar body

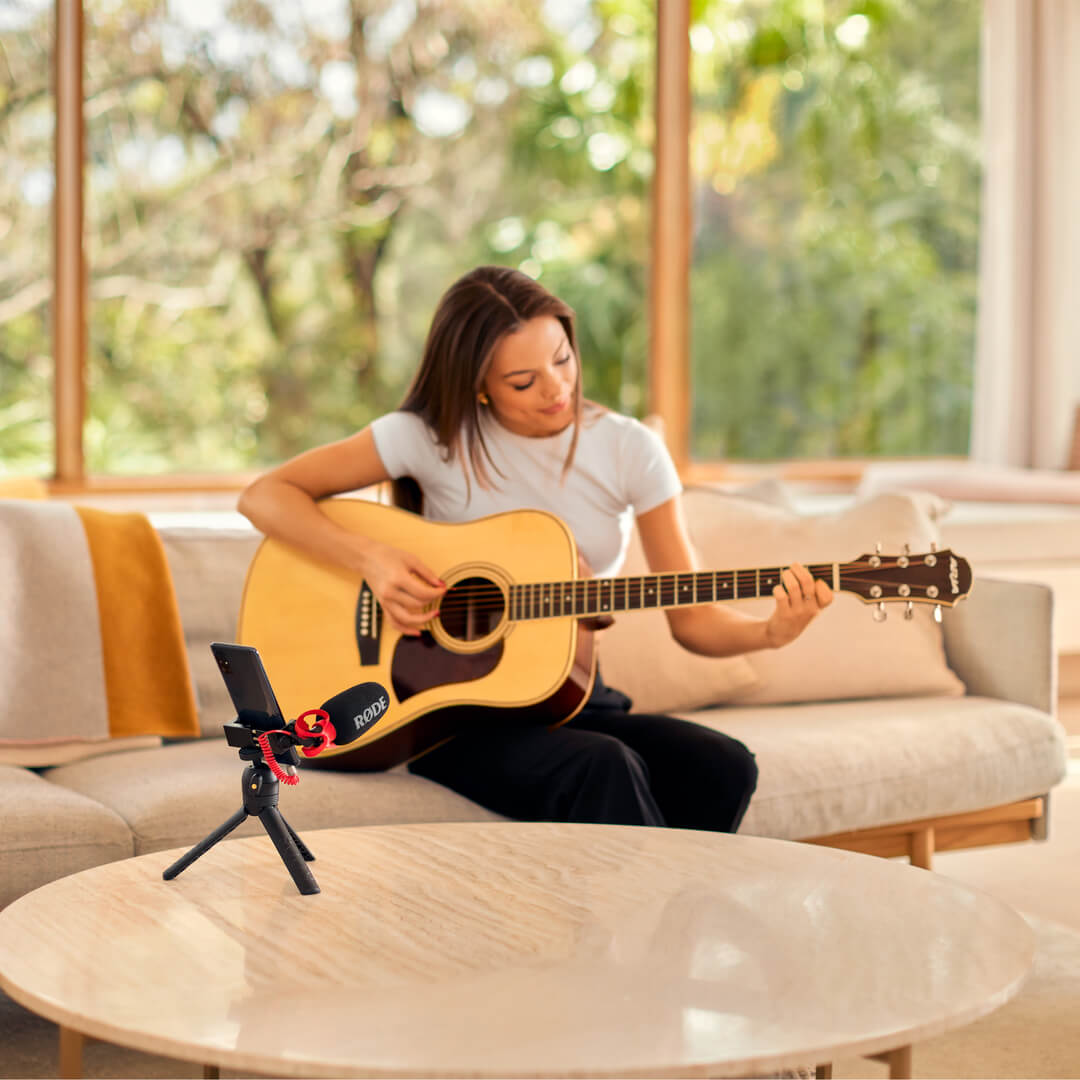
238;500;596;771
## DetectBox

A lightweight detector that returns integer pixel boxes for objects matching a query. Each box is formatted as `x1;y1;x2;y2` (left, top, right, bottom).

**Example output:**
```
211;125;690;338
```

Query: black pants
408;673;758;832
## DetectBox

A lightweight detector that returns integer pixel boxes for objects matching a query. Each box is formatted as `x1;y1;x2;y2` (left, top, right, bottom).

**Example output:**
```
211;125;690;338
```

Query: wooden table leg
868;1045;913;1078
58;1026;84;1079
886;1045;913;1079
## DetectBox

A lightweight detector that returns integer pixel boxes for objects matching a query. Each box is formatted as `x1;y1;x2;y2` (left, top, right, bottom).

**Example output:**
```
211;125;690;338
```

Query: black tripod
162;724;319;895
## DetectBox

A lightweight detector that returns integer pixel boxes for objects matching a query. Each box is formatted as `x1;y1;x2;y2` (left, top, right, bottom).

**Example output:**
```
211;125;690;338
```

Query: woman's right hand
358;538;446;637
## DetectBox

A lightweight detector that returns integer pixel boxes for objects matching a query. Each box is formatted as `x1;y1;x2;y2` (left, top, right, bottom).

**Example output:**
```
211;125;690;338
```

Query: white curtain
971;0;1080;468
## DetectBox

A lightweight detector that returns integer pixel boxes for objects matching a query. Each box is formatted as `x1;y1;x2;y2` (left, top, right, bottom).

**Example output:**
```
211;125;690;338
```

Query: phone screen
210;642;286;730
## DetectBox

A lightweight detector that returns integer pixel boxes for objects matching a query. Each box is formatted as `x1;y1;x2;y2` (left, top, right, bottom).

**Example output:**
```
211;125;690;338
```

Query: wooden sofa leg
815;1065;833;1078
58;1026;84;1079
1031;792;1050;840
909;827;934;870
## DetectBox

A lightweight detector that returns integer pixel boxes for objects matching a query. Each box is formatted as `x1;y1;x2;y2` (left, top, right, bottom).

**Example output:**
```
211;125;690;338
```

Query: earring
477;392;489;405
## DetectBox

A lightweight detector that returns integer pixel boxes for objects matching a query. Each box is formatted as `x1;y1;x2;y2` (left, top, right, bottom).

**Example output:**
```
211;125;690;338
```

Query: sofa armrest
941;577;1057;715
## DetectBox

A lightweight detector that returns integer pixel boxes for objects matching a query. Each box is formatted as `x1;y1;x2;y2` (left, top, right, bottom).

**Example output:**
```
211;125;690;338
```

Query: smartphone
210;642;286;731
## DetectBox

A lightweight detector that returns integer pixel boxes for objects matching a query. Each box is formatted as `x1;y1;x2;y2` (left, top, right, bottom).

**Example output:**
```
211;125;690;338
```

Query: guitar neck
508;564;838;621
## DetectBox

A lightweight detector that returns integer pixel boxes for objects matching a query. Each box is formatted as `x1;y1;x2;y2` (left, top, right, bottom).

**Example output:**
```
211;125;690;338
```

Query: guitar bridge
354;581;381;666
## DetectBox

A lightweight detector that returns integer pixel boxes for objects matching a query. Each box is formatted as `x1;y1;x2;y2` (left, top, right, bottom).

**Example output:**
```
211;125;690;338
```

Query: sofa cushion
597;551;760;710
45;739;503;856
690;695;1067;840
0;765;133;908
159;527;263;736
599;482;817;712
677;488;966;706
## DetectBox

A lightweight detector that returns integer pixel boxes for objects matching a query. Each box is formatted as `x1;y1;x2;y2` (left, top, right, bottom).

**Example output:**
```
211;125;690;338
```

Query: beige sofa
0;488;1068;908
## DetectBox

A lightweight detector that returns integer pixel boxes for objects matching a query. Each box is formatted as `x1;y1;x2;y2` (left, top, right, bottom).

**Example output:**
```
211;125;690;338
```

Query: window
2;0;989;487
79;0;653;475
0;0;54;477
688;0;981;461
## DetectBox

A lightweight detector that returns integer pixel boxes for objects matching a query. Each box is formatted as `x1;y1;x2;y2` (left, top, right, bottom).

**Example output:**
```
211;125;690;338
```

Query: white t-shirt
369;408;682;577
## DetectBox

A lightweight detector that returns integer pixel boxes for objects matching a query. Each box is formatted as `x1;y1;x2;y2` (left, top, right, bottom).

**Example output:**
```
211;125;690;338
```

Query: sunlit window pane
0;0;54;478
689;0;980;460
84;0;652;475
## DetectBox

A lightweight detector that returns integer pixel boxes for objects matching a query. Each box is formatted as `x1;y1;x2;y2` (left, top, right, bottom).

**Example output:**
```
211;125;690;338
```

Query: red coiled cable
256;732;300;785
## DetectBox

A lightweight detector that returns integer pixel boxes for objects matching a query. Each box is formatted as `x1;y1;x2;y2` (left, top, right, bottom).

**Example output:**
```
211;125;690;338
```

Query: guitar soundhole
438;576;505;643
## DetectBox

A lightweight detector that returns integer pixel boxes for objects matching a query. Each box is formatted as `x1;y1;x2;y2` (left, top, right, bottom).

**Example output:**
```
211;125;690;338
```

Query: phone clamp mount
162;717;320;896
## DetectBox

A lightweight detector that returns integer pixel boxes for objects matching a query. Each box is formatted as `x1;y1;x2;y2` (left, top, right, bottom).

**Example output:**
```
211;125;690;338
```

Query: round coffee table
0;822;1033;1079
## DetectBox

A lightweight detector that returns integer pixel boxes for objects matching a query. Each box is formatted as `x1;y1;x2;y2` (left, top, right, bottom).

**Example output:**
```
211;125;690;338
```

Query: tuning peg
904;601;914;620
873;601;887;623
934;604;942;623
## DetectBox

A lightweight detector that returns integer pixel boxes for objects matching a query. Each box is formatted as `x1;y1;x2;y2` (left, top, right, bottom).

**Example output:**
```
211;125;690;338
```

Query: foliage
0;0;979;475
689;0;979;458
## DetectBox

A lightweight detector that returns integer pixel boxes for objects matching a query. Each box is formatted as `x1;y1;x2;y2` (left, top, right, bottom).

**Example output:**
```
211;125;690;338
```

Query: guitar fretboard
508;564;836;621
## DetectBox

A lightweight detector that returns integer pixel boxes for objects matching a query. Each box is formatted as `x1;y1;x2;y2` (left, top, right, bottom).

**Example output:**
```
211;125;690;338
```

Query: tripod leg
279;814;315;862
162;808;249;881
259;806;320;895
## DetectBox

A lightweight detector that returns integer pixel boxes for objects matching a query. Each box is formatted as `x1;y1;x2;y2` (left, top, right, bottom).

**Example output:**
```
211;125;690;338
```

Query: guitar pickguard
391;632;503;703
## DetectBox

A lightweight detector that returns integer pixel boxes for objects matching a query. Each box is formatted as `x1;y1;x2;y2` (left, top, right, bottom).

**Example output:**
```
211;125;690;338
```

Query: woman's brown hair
393;265;585;512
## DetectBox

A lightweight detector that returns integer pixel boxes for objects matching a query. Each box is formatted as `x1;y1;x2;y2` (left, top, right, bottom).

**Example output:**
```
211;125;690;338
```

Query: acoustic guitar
238;499;973;771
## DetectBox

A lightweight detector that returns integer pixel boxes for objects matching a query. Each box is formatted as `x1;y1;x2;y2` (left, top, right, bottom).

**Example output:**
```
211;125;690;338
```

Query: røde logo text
354;695;389;730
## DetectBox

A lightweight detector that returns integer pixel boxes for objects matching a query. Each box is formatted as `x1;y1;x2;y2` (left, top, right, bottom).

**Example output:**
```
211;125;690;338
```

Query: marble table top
0;822;1034;1078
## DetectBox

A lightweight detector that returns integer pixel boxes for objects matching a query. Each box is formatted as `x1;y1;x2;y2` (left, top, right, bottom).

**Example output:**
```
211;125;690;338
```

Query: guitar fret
678;571;694;606
613;577;626;612
643;576;658;608
736;570;756;600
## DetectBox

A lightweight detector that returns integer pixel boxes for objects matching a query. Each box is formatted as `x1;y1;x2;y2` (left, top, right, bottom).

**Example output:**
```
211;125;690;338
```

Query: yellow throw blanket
0;500;199;765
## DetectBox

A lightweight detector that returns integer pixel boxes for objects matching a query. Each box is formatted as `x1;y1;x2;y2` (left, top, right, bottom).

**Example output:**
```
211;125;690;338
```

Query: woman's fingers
388;563;446;636
815;578;835;607
782;563;834;611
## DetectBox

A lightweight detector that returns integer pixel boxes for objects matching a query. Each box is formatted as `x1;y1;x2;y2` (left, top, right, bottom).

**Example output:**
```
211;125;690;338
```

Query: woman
238;265;832;832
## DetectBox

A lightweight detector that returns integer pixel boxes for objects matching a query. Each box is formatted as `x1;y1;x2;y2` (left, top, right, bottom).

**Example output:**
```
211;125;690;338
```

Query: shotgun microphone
318;681;391;747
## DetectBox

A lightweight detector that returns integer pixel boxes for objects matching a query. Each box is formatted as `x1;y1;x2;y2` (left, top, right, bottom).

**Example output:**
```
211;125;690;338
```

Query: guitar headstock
842;548;973;609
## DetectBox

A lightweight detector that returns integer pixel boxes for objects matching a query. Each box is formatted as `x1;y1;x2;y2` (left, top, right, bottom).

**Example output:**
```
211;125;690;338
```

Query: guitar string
430;561;945;593
436;570;945;598
429;573;949;618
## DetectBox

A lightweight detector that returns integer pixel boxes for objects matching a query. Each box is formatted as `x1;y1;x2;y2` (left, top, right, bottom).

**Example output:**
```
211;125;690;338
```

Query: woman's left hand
764;562;834;648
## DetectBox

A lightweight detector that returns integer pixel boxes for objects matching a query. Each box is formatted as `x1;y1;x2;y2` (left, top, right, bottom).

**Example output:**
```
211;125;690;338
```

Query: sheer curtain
972;0;1080;468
